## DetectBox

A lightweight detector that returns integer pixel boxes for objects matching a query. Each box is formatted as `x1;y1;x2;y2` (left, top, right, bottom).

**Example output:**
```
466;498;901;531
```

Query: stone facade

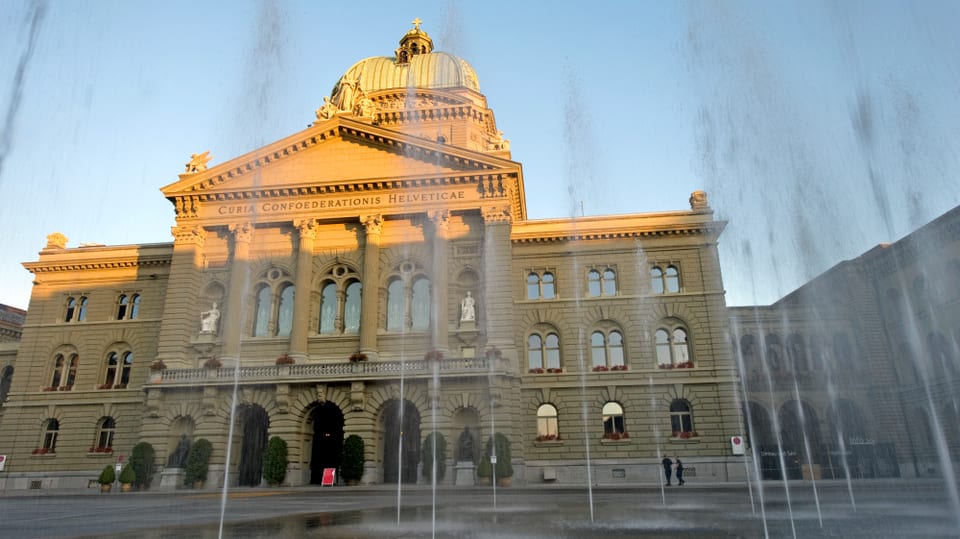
0;23;745;491
730;205;960;480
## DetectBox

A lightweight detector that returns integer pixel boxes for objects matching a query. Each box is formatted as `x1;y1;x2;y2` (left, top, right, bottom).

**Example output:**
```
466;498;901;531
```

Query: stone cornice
511;213;726;244
24;256;171;274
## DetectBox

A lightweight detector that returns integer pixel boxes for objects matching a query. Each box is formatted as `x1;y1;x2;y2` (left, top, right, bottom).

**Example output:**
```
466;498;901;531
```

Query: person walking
661;455;673;486
675;456;685;485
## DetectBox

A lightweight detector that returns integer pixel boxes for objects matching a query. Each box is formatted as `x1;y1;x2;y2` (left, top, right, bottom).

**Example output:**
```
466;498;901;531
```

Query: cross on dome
412;17;422;30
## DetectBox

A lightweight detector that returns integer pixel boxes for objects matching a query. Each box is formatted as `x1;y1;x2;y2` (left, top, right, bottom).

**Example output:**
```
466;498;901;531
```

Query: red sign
321;468;336;486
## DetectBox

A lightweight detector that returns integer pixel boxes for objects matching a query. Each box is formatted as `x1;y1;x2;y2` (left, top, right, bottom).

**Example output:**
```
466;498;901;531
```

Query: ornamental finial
412;17;422;31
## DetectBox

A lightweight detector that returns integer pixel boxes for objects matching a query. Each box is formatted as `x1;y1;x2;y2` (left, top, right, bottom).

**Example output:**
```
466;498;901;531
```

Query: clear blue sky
1;0;958;309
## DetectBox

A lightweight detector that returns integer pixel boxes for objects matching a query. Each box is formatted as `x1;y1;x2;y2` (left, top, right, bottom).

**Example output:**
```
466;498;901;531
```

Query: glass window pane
528;335;543;369
130;294;140;319
253;286;271;336
542;273;555;299
411;278;430;331
656;329;671;366
527;273;540;299
320;283;337;334
386;280;404;332
276;285;294;337
591;331;606;367
77;297;88;321
651;267;664;294
673;328;690;366
609;331;624;367
545;333;560;369
603;269;617;296
344;281;361;333
666;266;680;293
117;295;128;320
587;270;601;297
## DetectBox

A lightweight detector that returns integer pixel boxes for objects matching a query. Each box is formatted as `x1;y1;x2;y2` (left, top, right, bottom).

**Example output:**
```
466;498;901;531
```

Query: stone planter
100;483;112;493
121;483;132;493
497;477;512;487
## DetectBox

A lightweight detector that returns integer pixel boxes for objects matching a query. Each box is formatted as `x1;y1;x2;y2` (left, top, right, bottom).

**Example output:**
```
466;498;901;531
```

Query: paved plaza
1;480;956;538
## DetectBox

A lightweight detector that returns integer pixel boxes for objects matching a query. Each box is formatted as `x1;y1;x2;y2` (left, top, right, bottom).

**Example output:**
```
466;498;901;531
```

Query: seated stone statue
457;427;475;462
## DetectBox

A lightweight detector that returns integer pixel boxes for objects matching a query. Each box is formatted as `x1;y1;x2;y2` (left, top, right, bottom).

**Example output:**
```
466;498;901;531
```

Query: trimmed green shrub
98;464;115;484
184;438;212;486
262;436;288;486
129;441;156;490
476;455;492;479
485;433;513;479
341;434;365;483
119;464;136;485
421;432;447;482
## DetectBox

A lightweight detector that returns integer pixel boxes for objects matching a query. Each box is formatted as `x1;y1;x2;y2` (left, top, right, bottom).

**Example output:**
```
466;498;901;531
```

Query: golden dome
330;21;480;98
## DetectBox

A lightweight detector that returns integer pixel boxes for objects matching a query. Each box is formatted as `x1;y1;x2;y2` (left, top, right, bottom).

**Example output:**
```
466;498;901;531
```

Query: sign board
731;436;745;456
0;454;6;471
490;456;497;464
321;468;336;486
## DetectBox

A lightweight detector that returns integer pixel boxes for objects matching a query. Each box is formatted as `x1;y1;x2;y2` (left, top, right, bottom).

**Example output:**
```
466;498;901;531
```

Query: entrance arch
382;399;420;484
237;404;269;487
309;401;345;485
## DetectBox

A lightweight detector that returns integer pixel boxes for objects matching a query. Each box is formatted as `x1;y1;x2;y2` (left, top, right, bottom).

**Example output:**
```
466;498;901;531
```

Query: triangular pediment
161;116;518;198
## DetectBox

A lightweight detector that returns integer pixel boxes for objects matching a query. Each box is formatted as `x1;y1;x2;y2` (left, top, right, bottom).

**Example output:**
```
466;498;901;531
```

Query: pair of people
661;456;684;486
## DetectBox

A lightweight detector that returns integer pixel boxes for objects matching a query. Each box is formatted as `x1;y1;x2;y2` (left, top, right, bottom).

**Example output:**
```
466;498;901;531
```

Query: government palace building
3;22;955;492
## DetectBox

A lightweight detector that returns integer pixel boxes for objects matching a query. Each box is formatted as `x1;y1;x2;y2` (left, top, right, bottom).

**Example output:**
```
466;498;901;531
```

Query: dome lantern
395;17;434;65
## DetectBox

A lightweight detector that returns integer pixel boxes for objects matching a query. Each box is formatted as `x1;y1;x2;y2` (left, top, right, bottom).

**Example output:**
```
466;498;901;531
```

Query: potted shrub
262;436;288;487
98;464;115;493
486;433;513;487
476;455;492;486
275;354;295;365
348;352;367;362
421;432;447;483
341;434;365;485
184;438;212;488
129;441;156;491
202;357;222;369
119;464;136;492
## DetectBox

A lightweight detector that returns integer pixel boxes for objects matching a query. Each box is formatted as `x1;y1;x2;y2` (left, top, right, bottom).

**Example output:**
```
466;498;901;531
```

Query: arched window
102;351;132;389
317;264;363;335
49;353;78;389
670;399;695;437
537;404;559;441
526;271;556;300
95;417;116;450
656;322;693;368
386;279;404;332
319;282;337;334
587;268;617;297
65;296;88;322
276;285;294;337
787;334;807;371
527;331;561;371
0;365;13;405
344;281;362;333
588;270;602;297
591;329;625;369
765;334;783;371
602;402;625;437
116;294;141;320
740;334;759;372
603;269;617;296
665;265;680;293
252;285;272;337
42;419;59;452
650;267;664;294
411;277;431;330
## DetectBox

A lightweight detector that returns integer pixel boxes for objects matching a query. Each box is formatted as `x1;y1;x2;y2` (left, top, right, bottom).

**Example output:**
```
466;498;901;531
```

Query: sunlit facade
0;23;743;490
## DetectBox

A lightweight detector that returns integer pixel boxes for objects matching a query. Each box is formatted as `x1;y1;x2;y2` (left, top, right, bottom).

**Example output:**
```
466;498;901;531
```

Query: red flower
593;366;609;372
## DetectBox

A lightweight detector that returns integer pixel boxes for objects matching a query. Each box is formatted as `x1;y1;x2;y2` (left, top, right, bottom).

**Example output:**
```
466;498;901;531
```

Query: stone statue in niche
457;427;475;462
200;302;220;334
168;434;191;468
460;291;476;322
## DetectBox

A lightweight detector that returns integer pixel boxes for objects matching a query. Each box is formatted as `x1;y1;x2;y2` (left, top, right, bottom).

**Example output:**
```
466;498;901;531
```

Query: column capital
360;214;383;236
481;205;512;224
294;218;319;241
171;224;206;246
427;209;451;234
228;222;253;243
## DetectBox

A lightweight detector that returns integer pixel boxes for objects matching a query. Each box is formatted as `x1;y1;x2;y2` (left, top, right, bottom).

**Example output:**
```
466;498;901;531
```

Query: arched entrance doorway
382;399;420;484
237;404;269;487
310;401;345;485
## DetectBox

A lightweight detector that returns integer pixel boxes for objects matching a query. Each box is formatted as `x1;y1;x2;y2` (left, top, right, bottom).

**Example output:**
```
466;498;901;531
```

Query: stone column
481;205;515;356
289;219;318;361
359;215;382;360
155;224;206;367
428;210;450;353
221;223;252;361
